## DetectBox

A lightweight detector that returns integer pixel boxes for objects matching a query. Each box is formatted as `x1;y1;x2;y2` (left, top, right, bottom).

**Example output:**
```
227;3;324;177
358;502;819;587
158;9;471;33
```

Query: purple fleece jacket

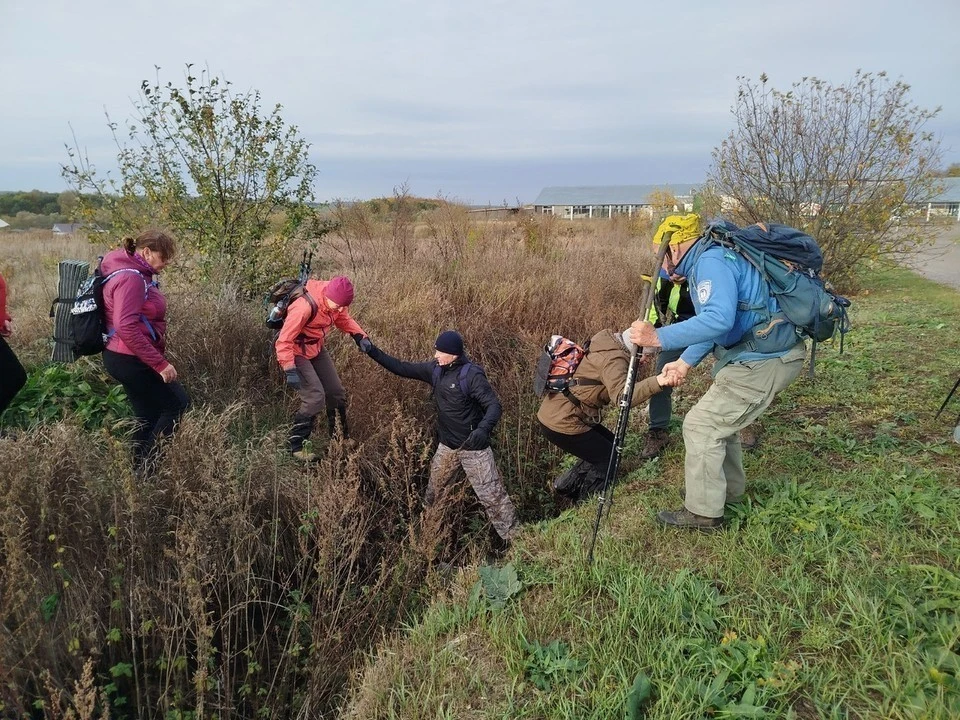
101;248;169;373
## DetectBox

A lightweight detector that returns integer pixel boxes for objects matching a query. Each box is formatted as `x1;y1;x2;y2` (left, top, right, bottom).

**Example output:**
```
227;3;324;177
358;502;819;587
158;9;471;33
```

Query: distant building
52;223;84;234
533;184;699;219
52;223;105;234
919;177;960;221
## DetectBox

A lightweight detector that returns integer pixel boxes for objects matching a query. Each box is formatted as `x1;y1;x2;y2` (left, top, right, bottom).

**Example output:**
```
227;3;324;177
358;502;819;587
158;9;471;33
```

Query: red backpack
533;336;600;404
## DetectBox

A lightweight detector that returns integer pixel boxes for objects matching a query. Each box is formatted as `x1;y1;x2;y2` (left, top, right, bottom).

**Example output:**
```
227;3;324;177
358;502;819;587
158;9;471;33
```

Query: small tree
710;71;943;288
646;187;681;221
63;65;318;291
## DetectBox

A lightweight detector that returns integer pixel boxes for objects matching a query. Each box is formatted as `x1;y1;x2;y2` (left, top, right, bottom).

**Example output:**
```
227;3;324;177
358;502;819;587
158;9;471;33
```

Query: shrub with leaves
0;362;129;430
469;563;523;612
62;65;318;293
711;71;943;289
520;638;586;692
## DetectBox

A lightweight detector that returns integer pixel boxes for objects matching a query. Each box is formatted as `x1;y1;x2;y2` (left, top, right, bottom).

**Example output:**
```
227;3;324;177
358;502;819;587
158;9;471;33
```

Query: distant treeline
0;190;104;218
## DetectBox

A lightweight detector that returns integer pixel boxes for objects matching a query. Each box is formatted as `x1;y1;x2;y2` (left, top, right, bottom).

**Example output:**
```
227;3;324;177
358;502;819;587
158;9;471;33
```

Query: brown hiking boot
656;507;723;532
640;428;671;460
739;425;760;451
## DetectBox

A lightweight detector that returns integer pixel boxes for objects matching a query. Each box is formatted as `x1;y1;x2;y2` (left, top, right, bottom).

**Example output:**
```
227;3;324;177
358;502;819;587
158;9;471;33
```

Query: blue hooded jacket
656;241;801;367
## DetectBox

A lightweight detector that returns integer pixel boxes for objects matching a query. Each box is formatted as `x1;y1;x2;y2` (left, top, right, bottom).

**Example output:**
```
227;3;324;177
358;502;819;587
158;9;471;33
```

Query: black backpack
265;250;316;330
69;265;150;357
264;279;318;330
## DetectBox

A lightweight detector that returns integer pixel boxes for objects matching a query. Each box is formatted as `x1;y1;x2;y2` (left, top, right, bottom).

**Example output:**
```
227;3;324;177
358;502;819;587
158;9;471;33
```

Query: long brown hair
122;229;178;260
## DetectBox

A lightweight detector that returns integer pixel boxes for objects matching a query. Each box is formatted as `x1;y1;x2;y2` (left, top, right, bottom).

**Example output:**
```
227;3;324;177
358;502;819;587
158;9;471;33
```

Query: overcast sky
3;0;959;204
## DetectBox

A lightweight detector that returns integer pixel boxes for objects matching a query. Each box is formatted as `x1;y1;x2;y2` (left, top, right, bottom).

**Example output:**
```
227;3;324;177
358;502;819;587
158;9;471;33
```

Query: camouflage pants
427;443;519;540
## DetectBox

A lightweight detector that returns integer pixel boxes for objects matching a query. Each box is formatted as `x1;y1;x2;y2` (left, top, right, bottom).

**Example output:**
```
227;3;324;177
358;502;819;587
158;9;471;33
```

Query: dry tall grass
0;211;655;718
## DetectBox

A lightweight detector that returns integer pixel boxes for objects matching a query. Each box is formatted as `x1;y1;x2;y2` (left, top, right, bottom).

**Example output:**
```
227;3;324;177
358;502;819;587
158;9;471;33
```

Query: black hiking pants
0;334;27;418
104;350;190;471
539;421;614;501
538;421;615;467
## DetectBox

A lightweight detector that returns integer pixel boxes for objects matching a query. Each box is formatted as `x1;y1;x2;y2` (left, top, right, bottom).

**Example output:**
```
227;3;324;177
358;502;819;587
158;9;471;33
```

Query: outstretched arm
366;344;435;384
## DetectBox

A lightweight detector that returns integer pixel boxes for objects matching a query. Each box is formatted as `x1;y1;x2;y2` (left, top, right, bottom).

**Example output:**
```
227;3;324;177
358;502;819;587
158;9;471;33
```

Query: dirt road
913;223;960;290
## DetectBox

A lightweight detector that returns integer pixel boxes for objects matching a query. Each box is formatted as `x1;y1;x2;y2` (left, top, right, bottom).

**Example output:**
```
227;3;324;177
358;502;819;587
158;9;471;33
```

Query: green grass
345;267;960;719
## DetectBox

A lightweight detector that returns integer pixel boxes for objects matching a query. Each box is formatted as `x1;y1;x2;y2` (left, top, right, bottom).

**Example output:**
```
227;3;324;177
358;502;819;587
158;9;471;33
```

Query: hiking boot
739;425;760;451
656;507;723;532
553;459;591;496
640;428;671;460
291;448;318;463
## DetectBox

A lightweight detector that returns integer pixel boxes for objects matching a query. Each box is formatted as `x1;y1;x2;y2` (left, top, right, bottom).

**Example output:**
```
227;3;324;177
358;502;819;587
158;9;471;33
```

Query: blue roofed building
532;184;699;220
921;177;960;221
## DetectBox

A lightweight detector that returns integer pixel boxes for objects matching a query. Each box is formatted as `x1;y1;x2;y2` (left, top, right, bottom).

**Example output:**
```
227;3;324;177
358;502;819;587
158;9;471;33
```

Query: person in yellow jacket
639;263;697;459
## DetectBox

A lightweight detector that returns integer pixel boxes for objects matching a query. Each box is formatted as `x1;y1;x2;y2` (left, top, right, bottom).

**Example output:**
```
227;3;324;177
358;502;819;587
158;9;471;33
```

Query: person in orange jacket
0;270;27;421
274;275;372;461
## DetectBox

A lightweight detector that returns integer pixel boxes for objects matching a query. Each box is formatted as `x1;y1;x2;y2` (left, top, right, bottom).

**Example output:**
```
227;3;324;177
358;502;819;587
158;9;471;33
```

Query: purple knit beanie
325;276;355;307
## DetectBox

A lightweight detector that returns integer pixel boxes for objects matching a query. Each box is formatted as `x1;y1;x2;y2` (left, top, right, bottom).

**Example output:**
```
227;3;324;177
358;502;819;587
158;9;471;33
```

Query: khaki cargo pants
427;443;519;540
682;343;806;518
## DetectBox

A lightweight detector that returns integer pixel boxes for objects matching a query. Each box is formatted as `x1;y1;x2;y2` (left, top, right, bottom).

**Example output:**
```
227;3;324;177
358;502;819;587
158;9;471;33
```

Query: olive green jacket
536;329;664;435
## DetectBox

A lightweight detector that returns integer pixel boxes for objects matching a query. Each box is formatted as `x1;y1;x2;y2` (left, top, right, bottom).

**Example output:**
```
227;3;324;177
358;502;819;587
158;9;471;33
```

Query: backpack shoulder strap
431;362;483;396
302;290;319;325
458;362;485;396
102;268;150;301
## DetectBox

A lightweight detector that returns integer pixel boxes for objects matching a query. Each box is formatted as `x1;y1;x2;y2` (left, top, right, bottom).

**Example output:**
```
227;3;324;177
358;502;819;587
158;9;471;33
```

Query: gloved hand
461;428;489;451
352;333;373;354
284;368;301;389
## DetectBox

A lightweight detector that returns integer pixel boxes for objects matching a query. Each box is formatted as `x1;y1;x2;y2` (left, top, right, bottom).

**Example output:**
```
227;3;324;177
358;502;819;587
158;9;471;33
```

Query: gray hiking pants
426;443;519;540
649;346;685;430
294;348;346;417
682;343;806;518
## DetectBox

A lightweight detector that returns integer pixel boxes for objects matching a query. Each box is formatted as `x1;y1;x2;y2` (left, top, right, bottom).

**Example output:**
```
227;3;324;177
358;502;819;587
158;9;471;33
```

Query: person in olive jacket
362;330;519;541
537;327;678;502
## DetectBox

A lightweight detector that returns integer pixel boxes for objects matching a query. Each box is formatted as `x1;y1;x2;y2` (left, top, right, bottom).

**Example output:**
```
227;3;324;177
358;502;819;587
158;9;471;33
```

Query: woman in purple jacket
101;229;189;473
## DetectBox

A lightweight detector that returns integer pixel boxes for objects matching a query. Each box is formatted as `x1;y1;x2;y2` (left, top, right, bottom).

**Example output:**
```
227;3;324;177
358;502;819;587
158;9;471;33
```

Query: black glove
284;368;301;389
461;428;489;451
352;333;373;354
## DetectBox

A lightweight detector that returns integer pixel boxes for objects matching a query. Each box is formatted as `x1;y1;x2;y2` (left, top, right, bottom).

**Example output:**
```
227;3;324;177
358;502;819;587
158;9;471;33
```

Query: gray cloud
1;0;958;202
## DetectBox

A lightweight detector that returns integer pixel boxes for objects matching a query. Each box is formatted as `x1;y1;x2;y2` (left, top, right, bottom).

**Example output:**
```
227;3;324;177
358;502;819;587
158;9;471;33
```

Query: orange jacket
275;279;366;370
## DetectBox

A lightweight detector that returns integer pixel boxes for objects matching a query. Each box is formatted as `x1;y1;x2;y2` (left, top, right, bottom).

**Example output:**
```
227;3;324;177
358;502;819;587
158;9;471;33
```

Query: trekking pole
935;375;960;421
298;250;313;285
586;238;673;564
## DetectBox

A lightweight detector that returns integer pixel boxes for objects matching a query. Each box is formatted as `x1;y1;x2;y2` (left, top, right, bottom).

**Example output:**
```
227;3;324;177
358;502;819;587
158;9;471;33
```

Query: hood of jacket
101;247;155;279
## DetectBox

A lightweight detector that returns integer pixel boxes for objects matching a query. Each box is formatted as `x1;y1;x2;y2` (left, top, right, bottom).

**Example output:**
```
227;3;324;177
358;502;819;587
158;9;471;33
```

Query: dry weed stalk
1;209;654;716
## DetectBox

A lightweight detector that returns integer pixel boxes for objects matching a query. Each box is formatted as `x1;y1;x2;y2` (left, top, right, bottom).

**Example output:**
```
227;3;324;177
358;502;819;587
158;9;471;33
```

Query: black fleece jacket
367;346;501;449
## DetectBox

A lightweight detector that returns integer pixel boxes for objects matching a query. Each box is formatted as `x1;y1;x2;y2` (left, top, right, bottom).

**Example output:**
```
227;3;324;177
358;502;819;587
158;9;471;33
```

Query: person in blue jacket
629;225;807;530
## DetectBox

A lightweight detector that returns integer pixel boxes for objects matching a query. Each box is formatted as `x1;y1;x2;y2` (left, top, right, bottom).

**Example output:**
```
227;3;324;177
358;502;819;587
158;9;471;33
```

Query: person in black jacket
362;330;519;541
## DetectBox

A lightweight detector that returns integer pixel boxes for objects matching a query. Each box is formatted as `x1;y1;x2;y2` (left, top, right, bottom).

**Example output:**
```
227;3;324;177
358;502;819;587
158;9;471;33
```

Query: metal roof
533;184;699;206
928;177;960;203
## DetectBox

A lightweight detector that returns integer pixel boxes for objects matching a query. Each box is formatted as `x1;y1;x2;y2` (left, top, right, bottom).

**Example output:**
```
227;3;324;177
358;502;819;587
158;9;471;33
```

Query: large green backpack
698;220;852;376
